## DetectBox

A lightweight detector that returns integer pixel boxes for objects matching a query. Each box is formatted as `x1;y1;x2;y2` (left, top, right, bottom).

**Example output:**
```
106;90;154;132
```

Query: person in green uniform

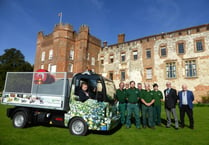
141;83;155;129
125;82;129;90
152;83;163;126
137;83;145;123
126;81;141;128
116;82;127;125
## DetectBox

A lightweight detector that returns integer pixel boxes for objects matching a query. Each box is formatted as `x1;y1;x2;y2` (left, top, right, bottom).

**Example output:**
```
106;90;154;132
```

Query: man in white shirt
178;84;194;129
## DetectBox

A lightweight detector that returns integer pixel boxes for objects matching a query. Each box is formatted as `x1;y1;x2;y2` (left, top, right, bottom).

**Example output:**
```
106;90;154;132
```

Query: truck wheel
13;111;28;128
69;117;87;136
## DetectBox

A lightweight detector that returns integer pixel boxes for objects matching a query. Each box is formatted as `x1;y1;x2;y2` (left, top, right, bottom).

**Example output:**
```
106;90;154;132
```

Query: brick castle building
34;23;209;102
34;24;101;75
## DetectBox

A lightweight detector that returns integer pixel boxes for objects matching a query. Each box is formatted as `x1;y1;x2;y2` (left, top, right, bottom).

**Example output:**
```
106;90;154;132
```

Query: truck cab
1;70;120;136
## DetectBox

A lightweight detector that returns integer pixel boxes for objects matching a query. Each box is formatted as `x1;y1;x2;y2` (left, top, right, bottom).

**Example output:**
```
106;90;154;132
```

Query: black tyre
13;111;28;128
69;117;88;136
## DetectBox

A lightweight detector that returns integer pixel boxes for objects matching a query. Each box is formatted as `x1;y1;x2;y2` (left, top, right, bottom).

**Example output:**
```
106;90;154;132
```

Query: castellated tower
34;23;101;74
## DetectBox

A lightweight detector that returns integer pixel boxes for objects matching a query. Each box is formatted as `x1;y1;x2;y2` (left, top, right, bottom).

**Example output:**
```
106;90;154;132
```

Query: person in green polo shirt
126;81;141;129
137;83;145;123
141;83;155;129
116;82;127;125
152;83;163;126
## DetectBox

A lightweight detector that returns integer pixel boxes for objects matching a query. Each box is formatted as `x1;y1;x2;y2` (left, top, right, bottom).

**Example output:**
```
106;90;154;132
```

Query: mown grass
0;104;209;145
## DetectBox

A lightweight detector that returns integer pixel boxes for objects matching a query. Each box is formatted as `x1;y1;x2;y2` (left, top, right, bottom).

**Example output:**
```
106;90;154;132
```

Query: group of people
78;80;194;130
116;81;194;130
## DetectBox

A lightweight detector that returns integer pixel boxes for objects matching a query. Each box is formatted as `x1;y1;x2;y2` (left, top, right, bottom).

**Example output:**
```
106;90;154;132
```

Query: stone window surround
132;49;138;60
159;44;167;58
120;70;126;81
164;60;177;80
176;40;186;55
146;48;151;59
183;58;198;79
120;52;126;62
109;54;114;63
194;37;205;53
145;67;152;80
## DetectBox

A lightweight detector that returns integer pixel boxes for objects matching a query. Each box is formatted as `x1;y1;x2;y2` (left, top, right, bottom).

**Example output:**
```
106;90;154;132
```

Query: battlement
79;24;89;33
104;23;209;48
54;23;73;31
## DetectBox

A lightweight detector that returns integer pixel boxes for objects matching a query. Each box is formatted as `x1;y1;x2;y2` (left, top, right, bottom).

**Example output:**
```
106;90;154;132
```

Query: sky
0;0;209;64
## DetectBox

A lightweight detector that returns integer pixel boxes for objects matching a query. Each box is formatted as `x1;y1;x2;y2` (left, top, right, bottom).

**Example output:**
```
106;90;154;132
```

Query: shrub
201;91;209;104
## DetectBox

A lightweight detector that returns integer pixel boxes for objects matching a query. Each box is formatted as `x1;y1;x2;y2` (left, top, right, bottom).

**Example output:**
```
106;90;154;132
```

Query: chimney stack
103;41;107;47
118;33;125;43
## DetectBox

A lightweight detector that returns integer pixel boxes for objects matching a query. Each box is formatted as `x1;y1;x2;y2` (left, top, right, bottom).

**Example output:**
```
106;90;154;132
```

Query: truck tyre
69;117;87;136
13;111;28;128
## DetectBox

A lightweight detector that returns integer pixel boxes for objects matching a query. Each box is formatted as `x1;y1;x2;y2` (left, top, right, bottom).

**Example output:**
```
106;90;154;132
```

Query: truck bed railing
2;72;72;110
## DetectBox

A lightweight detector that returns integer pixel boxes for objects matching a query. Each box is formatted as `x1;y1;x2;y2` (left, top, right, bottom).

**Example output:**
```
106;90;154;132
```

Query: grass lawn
0;104;209;145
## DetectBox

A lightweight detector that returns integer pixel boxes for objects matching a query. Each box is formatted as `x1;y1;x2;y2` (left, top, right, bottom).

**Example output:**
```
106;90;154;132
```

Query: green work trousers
118;103;126;124
126;103;140;128
142;105;154;127
153;105;161;125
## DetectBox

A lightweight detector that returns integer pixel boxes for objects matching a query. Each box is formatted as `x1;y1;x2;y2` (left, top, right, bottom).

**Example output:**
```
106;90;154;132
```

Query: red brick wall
34;24;101;73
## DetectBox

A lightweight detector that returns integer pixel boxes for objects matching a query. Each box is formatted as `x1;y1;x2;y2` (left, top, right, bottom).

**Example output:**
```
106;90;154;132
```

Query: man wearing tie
178;84;194;129
164;82;179;129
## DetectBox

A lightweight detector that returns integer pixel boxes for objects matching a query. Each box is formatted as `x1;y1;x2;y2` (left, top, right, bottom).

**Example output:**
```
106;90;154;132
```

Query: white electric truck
1;70;120;135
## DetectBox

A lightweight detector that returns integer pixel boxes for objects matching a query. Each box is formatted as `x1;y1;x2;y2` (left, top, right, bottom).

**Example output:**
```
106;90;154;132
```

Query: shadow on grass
161;118;185;129
27;122;122;136
88;123;122;135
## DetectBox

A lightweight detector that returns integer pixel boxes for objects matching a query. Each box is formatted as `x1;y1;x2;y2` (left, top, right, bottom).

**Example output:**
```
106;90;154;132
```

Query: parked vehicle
1;70;120;135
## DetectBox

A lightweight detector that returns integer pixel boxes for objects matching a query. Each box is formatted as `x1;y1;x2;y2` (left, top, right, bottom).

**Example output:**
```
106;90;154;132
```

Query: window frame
68;63;73;72
160;47;167;57
120;70;126;81
132;51;138;60
177;42;185;54
165;62;176;79
146;48;151;59
185;60;197;78
146;68;152;80
41;51;45;62
109;55;114;63
41;64;44;69
69;49;74;60
91;57;95;66
121;53;126;62
48;63;51;72
49;49;53;60
195;39;204;52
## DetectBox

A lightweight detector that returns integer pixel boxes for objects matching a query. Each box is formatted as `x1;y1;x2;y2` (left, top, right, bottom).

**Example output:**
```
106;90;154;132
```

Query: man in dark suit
164;82;179;129
178;84;194;129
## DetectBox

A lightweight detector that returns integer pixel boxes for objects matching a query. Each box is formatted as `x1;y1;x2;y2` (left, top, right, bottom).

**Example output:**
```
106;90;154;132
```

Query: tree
0;48;33;91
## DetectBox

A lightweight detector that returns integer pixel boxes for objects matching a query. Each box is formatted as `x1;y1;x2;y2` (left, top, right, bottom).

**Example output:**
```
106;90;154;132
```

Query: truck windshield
104;79;116;103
